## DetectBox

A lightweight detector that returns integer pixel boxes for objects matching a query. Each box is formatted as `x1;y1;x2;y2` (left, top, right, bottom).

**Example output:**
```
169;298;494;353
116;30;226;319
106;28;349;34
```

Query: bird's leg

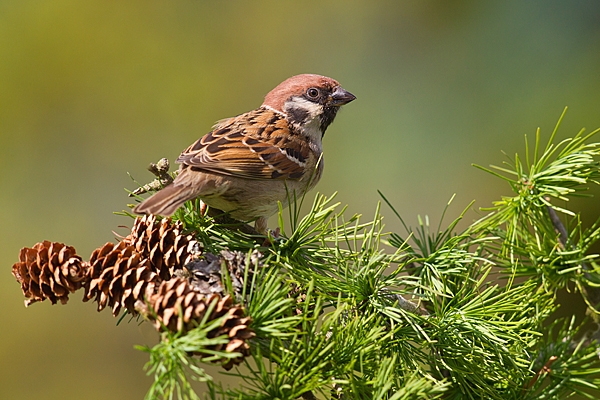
258;218;282;247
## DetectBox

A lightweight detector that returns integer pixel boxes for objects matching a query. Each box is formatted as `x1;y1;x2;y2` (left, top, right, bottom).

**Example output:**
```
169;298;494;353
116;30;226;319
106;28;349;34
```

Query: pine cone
84;241;160;316
124;215;200;279
12;241;88;306
207;294;254;370
137;277;254;370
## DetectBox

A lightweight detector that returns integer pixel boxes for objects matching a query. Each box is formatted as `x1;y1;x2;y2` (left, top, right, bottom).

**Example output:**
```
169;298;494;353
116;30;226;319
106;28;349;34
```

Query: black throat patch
319;106;340;136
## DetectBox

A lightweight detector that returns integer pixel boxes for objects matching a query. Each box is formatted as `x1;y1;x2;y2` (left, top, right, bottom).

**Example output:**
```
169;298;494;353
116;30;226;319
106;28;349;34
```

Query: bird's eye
306;88;320;98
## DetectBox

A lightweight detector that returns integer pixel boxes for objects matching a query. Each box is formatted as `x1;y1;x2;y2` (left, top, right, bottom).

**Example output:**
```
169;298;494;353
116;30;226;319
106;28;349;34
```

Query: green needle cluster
138;110;600;399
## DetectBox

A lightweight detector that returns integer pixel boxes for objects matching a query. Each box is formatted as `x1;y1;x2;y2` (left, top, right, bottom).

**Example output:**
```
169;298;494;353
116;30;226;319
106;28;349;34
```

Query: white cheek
303;119;323;152
284;97;323;149
284;97;322;119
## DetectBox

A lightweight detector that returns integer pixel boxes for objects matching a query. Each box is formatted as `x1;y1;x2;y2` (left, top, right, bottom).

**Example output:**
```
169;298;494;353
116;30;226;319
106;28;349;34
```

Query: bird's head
262;74;356;136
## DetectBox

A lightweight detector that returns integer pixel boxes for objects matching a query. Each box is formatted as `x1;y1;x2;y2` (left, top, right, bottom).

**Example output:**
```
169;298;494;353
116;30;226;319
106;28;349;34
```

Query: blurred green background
2;1;600;398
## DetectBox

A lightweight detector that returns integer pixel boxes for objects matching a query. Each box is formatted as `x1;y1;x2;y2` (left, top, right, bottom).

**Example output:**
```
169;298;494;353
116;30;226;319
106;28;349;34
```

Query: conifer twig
130;158;174;196
545;197;600;308
525;355;558;390
545;201;568;249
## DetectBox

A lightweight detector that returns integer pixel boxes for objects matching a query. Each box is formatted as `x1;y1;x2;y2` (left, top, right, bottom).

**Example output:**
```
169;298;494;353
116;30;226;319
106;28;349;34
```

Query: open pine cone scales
123;215;200;279
12;241;88;306
84;216;202;315
136;276;254;370
205;295;254;370
84;241;160;316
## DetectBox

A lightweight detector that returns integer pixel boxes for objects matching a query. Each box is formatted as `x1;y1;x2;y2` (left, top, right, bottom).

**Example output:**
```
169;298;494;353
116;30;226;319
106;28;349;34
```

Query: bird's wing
177;108;311;180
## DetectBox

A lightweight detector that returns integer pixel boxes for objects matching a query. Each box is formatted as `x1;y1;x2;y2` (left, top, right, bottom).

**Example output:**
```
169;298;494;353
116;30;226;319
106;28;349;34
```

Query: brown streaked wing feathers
177;108;310;180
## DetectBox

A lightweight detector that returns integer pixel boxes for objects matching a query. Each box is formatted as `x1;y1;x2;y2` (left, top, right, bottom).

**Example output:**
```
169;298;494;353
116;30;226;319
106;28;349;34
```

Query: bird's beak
329;87;356;106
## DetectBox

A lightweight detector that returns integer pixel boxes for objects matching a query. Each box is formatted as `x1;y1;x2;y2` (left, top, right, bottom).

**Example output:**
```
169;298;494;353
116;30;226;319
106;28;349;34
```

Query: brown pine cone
12;241;88;306
123;215;201;280
207;294;254;370
84;241;160;316
137;277;254;370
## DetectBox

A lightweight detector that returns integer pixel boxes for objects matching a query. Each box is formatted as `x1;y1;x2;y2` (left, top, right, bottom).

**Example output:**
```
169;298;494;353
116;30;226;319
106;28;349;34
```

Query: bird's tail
133;184;197;216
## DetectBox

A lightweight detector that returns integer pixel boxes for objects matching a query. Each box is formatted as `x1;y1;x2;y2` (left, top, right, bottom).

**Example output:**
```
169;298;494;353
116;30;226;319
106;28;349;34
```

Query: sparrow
133;74;356;233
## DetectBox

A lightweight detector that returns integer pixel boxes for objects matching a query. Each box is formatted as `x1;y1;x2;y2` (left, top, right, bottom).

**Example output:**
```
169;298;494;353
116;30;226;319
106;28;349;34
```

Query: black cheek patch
287;107;310;125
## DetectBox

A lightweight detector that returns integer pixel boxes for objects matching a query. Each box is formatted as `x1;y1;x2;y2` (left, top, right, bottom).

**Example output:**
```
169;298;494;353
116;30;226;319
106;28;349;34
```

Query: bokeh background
2;1;600;398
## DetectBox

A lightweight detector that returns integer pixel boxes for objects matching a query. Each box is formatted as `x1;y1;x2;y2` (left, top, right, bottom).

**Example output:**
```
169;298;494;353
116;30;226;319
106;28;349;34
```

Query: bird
133;74;356;233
